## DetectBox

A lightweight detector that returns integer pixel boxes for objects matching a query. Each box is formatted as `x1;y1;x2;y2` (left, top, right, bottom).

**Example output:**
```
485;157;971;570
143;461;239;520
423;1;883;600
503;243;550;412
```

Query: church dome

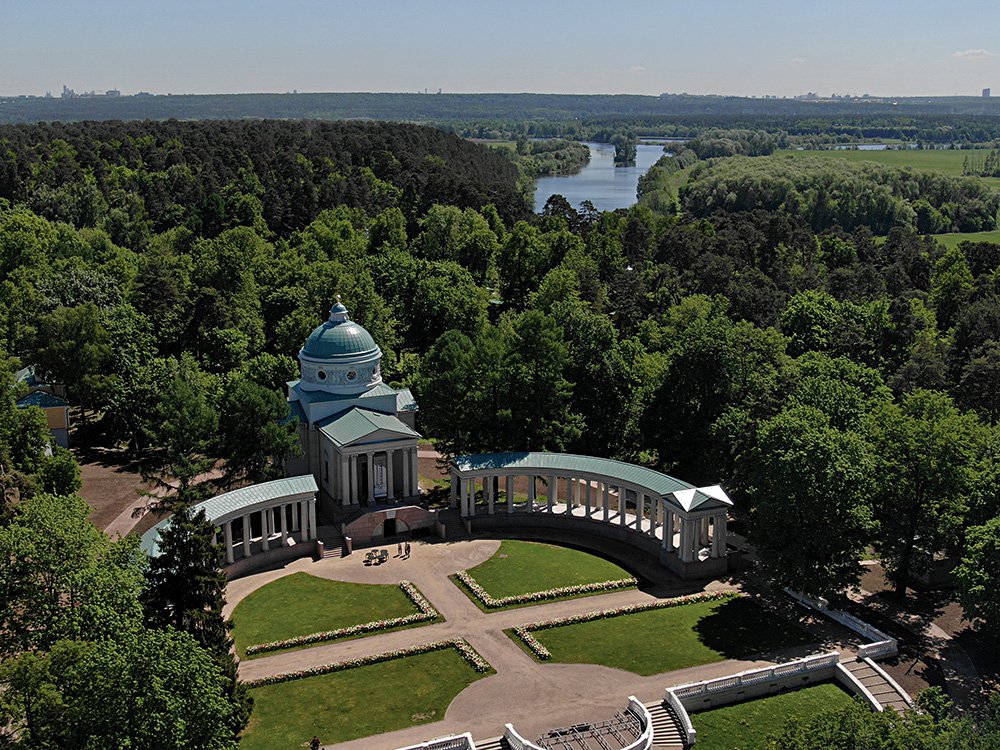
297;297;383;394
302;303;379;359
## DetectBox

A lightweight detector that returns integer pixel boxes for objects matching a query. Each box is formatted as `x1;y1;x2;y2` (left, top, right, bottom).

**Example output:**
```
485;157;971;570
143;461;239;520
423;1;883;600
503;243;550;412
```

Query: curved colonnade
450;452;732;578
140;475;320;575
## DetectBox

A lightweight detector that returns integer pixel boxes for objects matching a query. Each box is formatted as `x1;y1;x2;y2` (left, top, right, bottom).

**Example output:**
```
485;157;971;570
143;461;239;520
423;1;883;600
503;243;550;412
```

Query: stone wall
343;506;438;545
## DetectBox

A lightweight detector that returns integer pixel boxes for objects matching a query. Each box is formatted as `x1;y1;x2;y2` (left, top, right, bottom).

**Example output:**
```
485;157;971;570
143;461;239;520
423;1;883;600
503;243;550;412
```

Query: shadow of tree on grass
692;597;817;660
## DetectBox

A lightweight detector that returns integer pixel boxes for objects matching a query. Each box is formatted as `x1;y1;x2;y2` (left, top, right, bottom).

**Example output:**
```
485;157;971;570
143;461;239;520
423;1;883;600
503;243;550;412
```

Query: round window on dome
346;370;357;381
317;370;327;381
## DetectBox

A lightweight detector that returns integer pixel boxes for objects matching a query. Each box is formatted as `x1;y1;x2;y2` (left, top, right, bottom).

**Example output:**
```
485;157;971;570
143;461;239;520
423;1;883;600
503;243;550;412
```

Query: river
533;142;666;213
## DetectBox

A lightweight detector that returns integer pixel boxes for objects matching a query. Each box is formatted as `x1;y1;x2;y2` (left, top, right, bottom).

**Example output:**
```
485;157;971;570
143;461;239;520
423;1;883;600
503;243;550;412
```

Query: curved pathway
229;539;859;750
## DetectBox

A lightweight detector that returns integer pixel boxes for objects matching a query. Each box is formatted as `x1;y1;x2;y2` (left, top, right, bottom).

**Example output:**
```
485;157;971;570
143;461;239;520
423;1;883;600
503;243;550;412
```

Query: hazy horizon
4;0;1000;99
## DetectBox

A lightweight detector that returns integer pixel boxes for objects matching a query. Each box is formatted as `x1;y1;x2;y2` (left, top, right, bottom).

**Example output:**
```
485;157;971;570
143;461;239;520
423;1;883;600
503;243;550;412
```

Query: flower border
454;570;638;609
244;638;491;688
510;591;740;660
245;580;439;656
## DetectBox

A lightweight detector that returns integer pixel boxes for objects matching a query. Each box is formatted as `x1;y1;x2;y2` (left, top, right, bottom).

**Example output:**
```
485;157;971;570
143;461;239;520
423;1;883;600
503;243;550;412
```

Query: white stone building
285;297;421;511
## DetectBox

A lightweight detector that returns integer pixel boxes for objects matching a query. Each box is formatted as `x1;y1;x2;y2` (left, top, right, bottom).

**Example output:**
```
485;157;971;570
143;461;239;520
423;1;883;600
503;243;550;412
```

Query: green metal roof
139;475;319;557
288;380;400;405
396;387;419;412
320;407;419;447
451;452;731;512
16;391;69;409
301;318;379;359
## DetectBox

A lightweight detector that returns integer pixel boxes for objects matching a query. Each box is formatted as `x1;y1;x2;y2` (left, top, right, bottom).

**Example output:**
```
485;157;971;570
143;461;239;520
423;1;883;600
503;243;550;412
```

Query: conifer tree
141;505;252;736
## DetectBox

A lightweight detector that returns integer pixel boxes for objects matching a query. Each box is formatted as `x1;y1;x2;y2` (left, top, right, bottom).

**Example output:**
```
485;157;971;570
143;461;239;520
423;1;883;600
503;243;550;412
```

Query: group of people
397;541;412;558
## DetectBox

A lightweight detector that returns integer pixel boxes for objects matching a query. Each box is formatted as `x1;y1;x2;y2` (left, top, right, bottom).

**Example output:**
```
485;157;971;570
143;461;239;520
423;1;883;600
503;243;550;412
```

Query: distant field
777;148;1000;190
933;229;1000;249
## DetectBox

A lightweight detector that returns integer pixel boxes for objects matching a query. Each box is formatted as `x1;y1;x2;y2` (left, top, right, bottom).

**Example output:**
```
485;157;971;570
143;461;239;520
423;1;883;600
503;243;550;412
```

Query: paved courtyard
227;539;859;750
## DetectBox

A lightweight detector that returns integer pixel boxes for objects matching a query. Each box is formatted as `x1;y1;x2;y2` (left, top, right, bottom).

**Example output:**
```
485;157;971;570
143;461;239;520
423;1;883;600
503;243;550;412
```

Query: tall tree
142;505;251;737
954;516;1000;635
867;389;986;596
750;406;876;598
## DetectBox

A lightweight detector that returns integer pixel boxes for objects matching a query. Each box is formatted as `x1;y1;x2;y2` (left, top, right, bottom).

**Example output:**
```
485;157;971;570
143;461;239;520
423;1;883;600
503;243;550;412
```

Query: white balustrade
667;689;697;746
394;734;476;750
784;588;897;658
503;724;544;750
623;696;654;750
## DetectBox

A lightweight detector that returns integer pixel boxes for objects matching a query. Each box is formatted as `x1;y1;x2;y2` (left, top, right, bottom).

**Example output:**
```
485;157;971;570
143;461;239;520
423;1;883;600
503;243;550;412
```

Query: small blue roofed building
285;297;420;513
15;366;71;448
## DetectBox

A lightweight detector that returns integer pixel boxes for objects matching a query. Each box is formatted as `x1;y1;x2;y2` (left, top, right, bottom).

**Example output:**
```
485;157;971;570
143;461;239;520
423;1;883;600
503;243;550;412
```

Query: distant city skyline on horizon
3;0;1000;99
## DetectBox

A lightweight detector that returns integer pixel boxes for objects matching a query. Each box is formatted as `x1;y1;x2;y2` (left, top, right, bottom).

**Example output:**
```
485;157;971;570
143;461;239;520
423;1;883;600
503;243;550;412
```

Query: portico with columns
450;453;733;579
284;297;422;512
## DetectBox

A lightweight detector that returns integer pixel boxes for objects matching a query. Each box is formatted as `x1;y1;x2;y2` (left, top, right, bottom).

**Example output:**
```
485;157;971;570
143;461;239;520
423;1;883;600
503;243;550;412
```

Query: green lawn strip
450;571;634;613
232;573;435;658
525;597;816;676
690;683;856;750
932;229;1000;249
241;647;489;750
463;539;633;600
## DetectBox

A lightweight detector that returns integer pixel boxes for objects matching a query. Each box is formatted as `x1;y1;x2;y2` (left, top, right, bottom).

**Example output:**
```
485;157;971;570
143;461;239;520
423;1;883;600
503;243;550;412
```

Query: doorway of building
383;518;397;537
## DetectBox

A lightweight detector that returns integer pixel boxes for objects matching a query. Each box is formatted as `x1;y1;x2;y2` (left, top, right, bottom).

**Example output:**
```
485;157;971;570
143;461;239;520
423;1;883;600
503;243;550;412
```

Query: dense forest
2;117;1000;744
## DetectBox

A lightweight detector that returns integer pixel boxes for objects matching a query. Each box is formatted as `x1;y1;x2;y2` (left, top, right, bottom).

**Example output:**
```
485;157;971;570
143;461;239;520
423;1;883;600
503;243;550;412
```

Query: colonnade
215;496;318;565
450;473;728;563
337;445;420;505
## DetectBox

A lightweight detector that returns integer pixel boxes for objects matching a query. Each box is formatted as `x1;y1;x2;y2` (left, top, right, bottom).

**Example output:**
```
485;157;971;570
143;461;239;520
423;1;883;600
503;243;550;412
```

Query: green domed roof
301;299;380;359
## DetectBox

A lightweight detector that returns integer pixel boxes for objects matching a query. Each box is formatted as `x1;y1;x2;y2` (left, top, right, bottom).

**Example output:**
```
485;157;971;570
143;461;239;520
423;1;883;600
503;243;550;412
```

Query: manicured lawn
464;540;632;599
241;648;485;749
529;597;816;675
231;573;425;657
691;683;856;750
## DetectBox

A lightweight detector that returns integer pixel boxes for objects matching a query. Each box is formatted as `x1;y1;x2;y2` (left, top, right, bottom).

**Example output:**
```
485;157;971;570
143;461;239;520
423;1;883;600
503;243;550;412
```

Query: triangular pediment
319;408;419;448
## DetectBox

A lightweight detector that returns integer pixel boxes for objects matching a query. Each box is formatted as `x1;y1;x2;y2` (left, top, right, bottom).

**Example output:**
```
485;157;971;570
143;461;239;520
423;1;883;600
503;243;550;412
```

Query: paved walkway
230;539;859;750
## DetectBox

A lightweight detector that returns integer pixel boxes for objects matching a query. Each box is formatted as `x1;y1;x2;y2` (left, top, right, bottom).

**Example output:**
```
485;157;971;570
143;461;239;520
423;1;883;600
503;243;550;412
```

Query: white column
636;493;645;531
700;517;710;546
602;482;610;521
403;450;411;497
620;488;628;527
410;447;419;495
277;504;286;545
350;454;359;505
451;475;459;508
547;475;556;512
712;514;728;558
585;480;592;517
366;452;375;504
528;476;537;510
340;455;349;504
677;518;690;562
224;520;234;564
242;514;251;558
387;449;396;500
650;497;659;538
664;511;675;552
506;475;514;513
486;475;495;515
261;510;270;552
299;501;307;541
566;477;575;516
308;499;317;540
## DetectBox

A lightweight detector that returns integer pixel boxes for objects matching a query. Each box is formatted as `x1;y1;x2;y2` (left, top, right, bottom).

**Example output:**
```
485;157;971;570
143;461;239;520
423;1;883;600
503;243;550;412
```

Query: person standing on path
405;541;411;558
310;736;321;750
397;541;402;557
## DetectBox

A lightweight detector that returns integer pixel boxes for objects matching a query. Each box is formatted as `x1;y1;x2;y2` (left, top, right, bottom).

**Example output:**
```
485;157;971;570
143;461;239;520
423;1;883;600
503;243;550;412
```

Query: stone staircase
438;509;471;541
316;525;346;559
473;737;507;750
646;700;686;749
842;658;912;713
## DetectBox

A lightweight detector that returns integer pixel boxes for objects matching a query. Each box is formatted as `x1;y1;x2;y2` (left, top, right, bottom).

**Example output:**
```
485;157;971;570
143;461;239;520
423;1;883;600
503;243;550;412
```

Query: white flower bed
245;580;439;656
511;591;740;660
245;638;492;688
455;570;638;609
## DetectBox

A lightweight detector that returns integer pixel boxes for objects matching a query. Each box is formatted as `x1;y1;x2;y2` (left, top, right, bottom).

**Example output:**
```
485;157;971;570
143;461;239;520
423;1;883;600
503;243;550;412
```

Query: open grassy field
690;682;856;750
777;148;1000;190
241;647;484;749
462;540;632;601
527;597;816;676
231;573;427;657
932;229;1000;249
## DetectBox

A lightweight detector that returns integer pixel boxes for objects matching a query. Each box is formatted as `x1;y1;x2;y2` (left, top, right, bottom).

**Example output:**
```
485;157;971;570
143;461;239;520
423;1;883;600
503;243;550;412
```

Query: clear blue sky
3;0;999;97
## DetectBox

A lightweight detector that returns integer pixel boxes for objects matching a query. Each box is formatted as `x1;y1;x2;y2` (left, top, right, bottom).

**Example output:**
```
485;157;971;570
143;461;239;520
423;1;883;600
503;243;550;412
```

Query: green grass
528;597;816;675
464;540;632;600
690;683;856;750
231;573;427;658
241;648;486;750
777;148;1000;190
931;228;1000;249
